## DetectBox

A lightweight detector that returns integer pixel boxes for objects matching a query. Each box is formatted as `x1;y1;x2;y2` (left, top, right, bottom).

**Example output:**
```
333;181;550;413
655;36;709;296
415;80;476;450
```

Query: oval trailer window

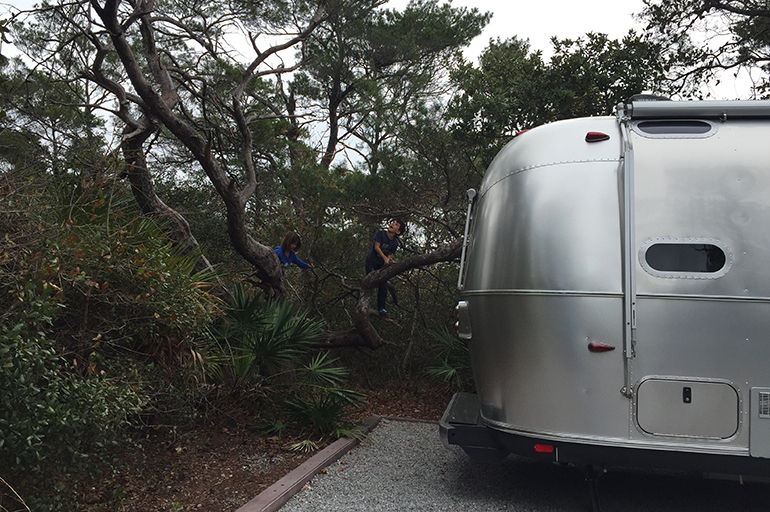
645;243;726;273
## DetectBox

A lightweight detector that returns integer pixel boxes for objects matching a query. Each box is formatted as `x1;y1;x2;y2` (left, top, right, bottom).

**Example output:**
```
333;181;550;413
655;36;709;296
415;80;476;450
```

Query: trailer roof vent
632;120;716;139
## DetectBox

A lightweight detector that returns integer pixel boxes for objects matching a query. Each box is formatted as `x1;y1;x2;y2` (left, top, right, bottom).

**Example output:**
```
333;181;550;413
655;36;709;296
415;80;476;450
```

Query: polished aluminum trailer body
443;99;770;473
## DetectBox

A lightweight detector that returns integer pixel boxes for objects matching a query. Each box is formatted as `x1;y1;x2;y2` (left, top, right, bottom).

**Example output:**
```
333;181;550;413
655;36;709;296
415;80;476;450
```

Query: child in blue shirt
275;232;313;271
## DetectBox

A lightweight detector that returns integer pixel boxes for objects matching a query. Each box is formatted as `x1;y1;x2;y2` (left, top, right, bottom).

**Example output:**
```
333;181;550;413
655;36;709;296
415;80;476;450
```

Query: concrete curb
235;415;383;512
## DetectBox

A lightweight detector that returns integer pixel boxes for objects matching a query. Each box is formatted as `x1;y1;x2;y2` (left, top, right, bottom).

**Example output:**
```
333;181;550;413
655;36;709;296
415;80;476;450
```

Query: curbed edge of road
234;415;439;512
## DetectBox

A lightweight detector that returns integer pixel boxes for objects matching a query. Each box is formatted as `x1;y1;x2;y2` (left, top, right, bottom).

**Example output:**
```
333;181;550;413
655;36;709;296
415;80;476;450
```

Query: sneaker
379;308;389;316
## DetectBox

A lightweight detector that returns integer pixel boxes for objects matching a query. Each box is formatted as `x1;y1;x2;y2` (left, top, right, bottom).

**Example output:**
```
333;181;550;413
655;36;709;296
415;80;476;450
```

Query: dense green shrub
210;284;324;384
2;173;221;355
0;172;221;509
0;282;147;472
281;351;366;443
49;184;220;354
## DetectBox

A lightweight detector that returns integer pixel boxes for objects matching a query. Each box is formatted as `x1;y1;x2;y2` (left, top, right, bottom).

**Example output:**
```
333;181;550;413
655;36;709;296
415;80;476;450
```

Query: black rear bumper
439;392;770;477
439;392;510;463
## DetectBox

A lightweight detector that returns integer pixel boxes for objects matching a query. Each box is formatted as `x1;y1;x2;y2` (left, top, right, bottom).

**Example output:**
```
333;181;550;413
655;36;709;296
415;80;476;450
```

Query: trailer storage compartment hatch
636;379;739;439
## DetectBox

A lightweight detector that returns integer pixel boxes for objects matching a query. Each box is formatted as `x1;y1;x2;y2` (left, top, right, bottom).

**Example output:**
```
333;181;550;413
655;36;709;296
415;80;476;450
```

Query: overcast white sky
388;0;752;98
1;0;752;98
388;0;647;61
450;0;647;60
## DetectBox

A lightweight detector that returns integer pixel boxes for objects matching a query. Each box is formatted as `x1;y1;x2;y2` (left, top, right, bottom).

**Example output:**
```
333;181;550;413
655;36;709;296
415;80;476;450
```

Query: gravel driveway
280;418;770;512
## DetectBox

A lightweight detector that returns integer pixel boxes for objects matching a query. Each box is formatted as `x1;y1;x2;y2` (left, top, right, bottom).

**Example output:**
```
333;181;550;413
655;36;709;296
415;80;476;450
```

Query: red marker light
585;132;610;142
534;444;554;453
588;342;616;353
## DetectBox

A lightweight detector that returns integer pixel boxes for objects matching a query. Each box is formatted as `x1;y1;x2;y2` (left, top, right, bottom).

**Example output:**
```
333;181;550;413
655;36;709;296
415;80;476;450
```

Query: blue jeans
365;260;388;311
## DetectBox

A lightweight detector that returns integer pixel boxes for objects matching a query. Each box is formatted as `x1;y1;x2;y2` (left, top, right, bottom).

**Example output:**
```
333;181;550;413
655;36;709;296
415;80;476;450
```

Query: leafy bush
50;184;220;357
0;172;220;509
0;282;147;472
281;352;366;442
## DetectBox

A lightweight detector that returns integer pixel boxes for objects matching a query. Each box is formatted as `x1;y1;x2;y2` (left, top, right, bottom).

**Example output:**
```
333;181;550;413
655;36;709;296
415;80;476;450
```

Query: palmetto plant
211;285;365;441
284;352;366;441
213;284;324;384
426;329;473;391
208;285;363;446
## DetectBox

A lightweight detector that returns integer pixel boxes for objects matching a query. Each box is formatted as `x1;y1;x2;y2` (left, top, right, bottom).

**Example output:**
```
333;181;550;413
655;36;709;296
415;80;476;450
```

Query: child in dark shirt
364;219;405;315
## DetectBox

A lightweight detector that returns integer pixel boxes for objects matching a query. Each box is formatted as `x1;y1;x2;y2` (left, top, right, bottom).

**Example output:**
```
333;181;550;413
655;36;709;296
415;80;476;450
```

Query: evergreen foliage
641;0;770;97
0;285;147;472
426;329;473;391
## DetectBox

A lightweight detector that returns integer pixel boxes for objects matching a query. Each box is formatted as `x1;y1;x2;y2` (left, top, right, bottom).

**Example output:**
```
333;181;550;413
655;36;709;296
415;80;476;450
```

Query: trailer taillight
534;444;554;453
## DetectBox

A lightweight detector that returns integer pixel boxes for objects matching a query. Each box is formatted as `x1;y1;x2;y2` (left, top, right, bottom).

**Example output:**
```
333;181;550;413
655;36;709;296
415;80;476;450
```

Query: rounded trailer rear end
441;98;770;479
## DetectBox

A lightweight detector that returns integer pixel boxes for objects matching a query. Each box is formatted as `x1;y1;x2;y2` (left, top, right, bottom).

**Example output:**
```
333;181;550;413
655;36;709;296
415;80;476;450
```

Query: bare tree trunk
121;123;214;275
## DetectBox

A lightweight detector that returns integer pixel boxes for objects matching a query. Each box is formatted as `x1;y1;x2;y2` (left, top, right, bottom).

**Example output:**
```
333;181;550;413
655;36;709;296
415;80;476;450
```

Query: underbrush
0;171;466;511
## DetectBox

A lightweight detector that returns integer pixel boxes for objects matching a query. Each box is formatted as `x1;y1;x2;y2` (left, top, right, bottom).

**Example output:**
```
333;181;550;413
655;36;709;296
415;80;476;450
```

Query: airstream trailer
440;97;770;479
